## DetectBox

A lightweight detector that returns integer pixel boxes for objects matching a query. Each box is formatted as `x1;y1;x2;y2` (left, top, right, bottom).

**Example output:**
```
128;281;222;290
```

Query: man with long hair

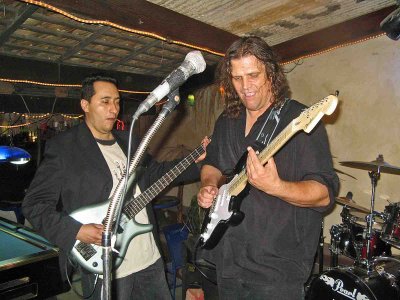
198;37;339;299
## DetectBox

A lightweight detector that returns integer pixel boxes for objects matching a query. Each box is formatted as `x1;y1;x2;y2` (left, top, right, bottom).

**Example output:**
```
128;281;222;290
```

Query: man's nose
109;102;118;114
242;78;250;90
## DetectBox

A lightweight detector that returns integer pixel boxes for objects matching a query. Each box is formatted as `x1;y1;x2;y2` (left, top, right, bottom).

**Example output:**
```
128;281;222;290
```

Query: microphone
135;50;206;116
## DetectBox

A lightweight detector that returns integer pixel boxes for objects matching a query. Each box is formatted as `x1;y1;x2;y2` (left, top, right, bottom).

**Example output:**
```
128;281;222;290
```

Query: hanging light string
0;112;83;129
281;33;385;65
0;78;149;94
0;121;34;129
0;78;81;88
20;0;225;57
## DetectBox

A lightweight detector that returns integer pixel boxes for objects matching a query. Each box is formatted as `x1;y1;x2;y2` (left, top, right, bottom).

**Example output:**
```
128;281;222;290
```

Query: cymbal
336;197;370;213
334;168;357;179
340;154;400;175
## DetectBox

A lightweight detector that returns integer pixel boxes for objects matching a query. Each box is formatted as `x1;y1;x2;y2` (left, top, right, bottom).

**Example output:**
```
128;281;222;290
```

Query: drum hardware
339;154;400;273
373;256;400;288
309;156;400;298
318;220;325;273
381;202;400;249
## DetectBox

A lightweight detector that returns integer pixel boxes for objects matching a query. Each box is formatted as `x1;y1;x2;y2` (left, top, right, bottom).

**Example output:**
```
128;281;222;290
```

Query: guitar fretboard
228;120;298;196
123;144;205;218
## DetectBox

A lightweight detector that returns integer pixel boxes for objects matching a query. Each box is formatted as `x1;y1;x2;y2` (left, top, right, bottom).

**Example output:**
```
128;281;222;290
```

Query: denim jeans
81;258;171;300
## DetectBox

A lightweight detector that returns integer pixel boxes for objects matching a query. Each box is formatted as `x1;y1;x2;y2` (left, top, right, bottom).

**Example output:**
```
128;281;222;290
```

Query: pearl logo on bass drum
320;274;369;300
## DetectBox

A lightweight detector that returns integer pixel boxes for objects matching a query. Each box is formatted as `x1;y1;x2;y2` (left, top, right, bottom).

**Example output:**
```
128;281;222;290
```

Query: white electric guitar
199;96;338;249
69;139;208;274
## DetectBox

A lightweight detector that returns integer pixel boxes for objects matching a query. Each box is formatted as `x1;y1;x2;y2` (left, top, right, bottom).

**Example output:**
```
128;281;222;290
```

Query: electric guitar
69;138;209;274
199;95;338;250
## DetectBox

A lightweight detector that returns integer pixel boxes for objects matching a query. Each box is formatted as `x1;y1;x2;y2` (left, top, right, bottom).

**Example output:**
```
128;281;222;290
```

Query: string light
62;114;83;119
0;122;34;129
21;0;225;57
0;78;149;94
119;89;148;95
0;78;81;88
0;112;83;129
23;113;51;119
281;33;385;65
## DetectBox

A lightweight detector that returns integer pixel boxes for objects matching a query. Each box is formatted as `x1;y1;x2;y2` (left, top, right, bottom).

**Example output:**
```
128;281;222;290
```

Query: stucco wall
285;35;400;244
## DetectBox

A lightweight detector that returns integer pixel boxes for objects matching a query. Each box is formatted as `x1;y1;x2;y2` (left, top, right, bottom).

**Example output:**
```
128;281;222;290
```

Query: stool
153;195;180;210
153;196;180;228
162;223;189;300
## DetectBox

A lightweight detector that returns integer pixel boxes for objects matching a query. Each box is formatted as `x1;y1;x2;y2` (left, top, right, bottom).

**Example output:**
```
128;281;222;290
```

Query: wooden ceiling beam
0;5;38;46
274;6;397;63
30;0;238;54
108;40;161;69
57;26;110;63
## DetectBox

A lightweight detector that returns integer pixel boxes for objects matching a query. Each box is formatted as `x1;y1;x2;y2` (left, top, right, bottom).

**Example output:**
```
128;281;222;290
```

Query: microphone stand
101;89;180;300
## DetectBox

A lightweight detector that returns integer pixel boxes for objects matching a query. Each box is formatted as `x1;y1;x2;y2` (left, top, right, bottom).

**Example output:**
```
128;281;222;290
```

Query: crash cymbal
340;154;400;175
336;197;370;213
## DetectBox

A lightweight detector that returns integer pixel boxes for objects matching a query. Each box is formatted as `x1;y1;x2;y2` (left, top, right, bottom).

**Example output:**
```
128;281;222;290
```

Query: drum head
349;211;384;231
306;268;399;300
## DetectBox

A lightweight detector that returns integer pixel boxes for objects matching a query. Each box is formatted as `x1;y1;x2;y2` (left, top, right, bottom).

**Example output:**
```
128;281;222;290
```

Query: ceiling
0;0;397;102
148;0;395;46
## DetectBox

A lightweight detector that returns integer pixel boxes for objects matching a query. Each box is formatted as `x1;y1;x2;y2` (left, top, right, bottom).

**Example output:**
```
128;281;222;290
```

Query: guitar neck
229;120;299;196
123;144;205;218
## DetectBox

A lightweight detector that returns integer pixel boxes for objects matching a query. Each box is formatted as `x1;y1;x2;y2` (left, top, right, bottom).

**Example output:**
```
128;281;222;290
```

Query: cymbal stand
318;220;324;273
365;169;381;274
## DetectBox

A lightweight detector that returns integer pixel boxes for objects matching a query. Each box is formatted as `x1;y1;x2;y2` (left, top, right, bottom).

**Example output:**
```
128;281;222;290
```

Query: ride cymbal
335;197;370;213
340;154;400;175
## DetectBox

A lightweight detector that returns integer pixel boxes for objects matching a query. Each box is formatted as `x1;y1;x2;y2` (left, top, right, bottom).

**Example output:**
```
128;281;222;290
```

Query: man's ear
81;99;89;113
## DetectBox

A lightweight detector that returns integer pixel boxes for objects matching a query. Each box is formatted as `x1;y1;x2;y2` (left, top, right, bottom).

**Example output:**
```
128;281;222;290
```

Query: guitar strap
255;98;291;147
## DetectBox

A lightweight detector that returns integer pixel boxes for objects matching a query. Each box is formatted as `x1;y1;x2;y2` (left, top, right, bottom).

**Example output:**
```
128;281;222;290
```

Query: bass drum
306;268;400;300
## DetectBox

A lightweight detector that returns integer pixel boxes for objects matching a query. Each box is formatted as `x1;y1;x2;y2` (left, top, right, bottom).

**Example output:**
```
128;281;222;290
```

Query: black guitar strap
255;98;291;147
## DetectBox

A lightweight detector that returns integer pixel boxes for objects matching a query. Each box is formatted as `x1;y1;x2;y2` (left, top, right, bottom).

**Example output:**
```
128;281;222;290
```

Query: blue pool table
0;217;67;299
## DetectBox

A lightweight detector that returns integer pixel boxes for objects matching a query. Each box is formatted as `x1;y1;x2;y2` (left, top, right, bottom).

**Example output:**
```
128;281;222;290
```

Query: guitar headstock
293;95;338;133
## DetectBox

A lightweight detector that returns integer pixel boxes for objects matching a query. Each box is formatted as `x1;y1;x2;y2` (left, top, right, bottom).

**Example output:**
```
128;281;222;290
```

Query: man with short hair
198;37;339;299
23;74;205;299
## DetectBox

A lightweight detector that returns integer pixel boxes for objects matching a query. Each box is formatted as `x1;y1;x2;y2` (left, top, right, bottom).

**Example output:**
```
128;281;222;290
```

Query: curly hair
217;36;290;118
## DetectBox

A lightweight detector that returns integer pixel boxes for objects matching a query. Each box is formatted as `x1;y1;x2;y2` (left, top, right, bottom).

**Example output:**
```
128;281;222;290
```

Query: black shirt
203;100;339;286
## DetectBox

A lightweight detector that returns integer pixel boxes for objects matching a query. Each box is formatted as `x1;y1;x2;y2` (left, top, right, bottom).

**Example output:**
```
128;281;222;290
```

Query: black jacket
22;122;199;279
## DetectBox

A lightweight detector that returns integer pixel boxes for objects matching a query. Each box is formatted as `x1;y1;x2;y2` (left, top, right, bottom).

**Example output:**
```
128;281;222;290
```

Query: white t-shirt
97;139;160;279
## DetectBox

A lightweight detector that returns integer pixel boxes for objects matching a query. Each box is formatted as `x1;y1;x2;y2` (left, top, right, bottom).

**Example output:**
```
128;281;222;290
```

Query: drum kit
307;155;400;300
